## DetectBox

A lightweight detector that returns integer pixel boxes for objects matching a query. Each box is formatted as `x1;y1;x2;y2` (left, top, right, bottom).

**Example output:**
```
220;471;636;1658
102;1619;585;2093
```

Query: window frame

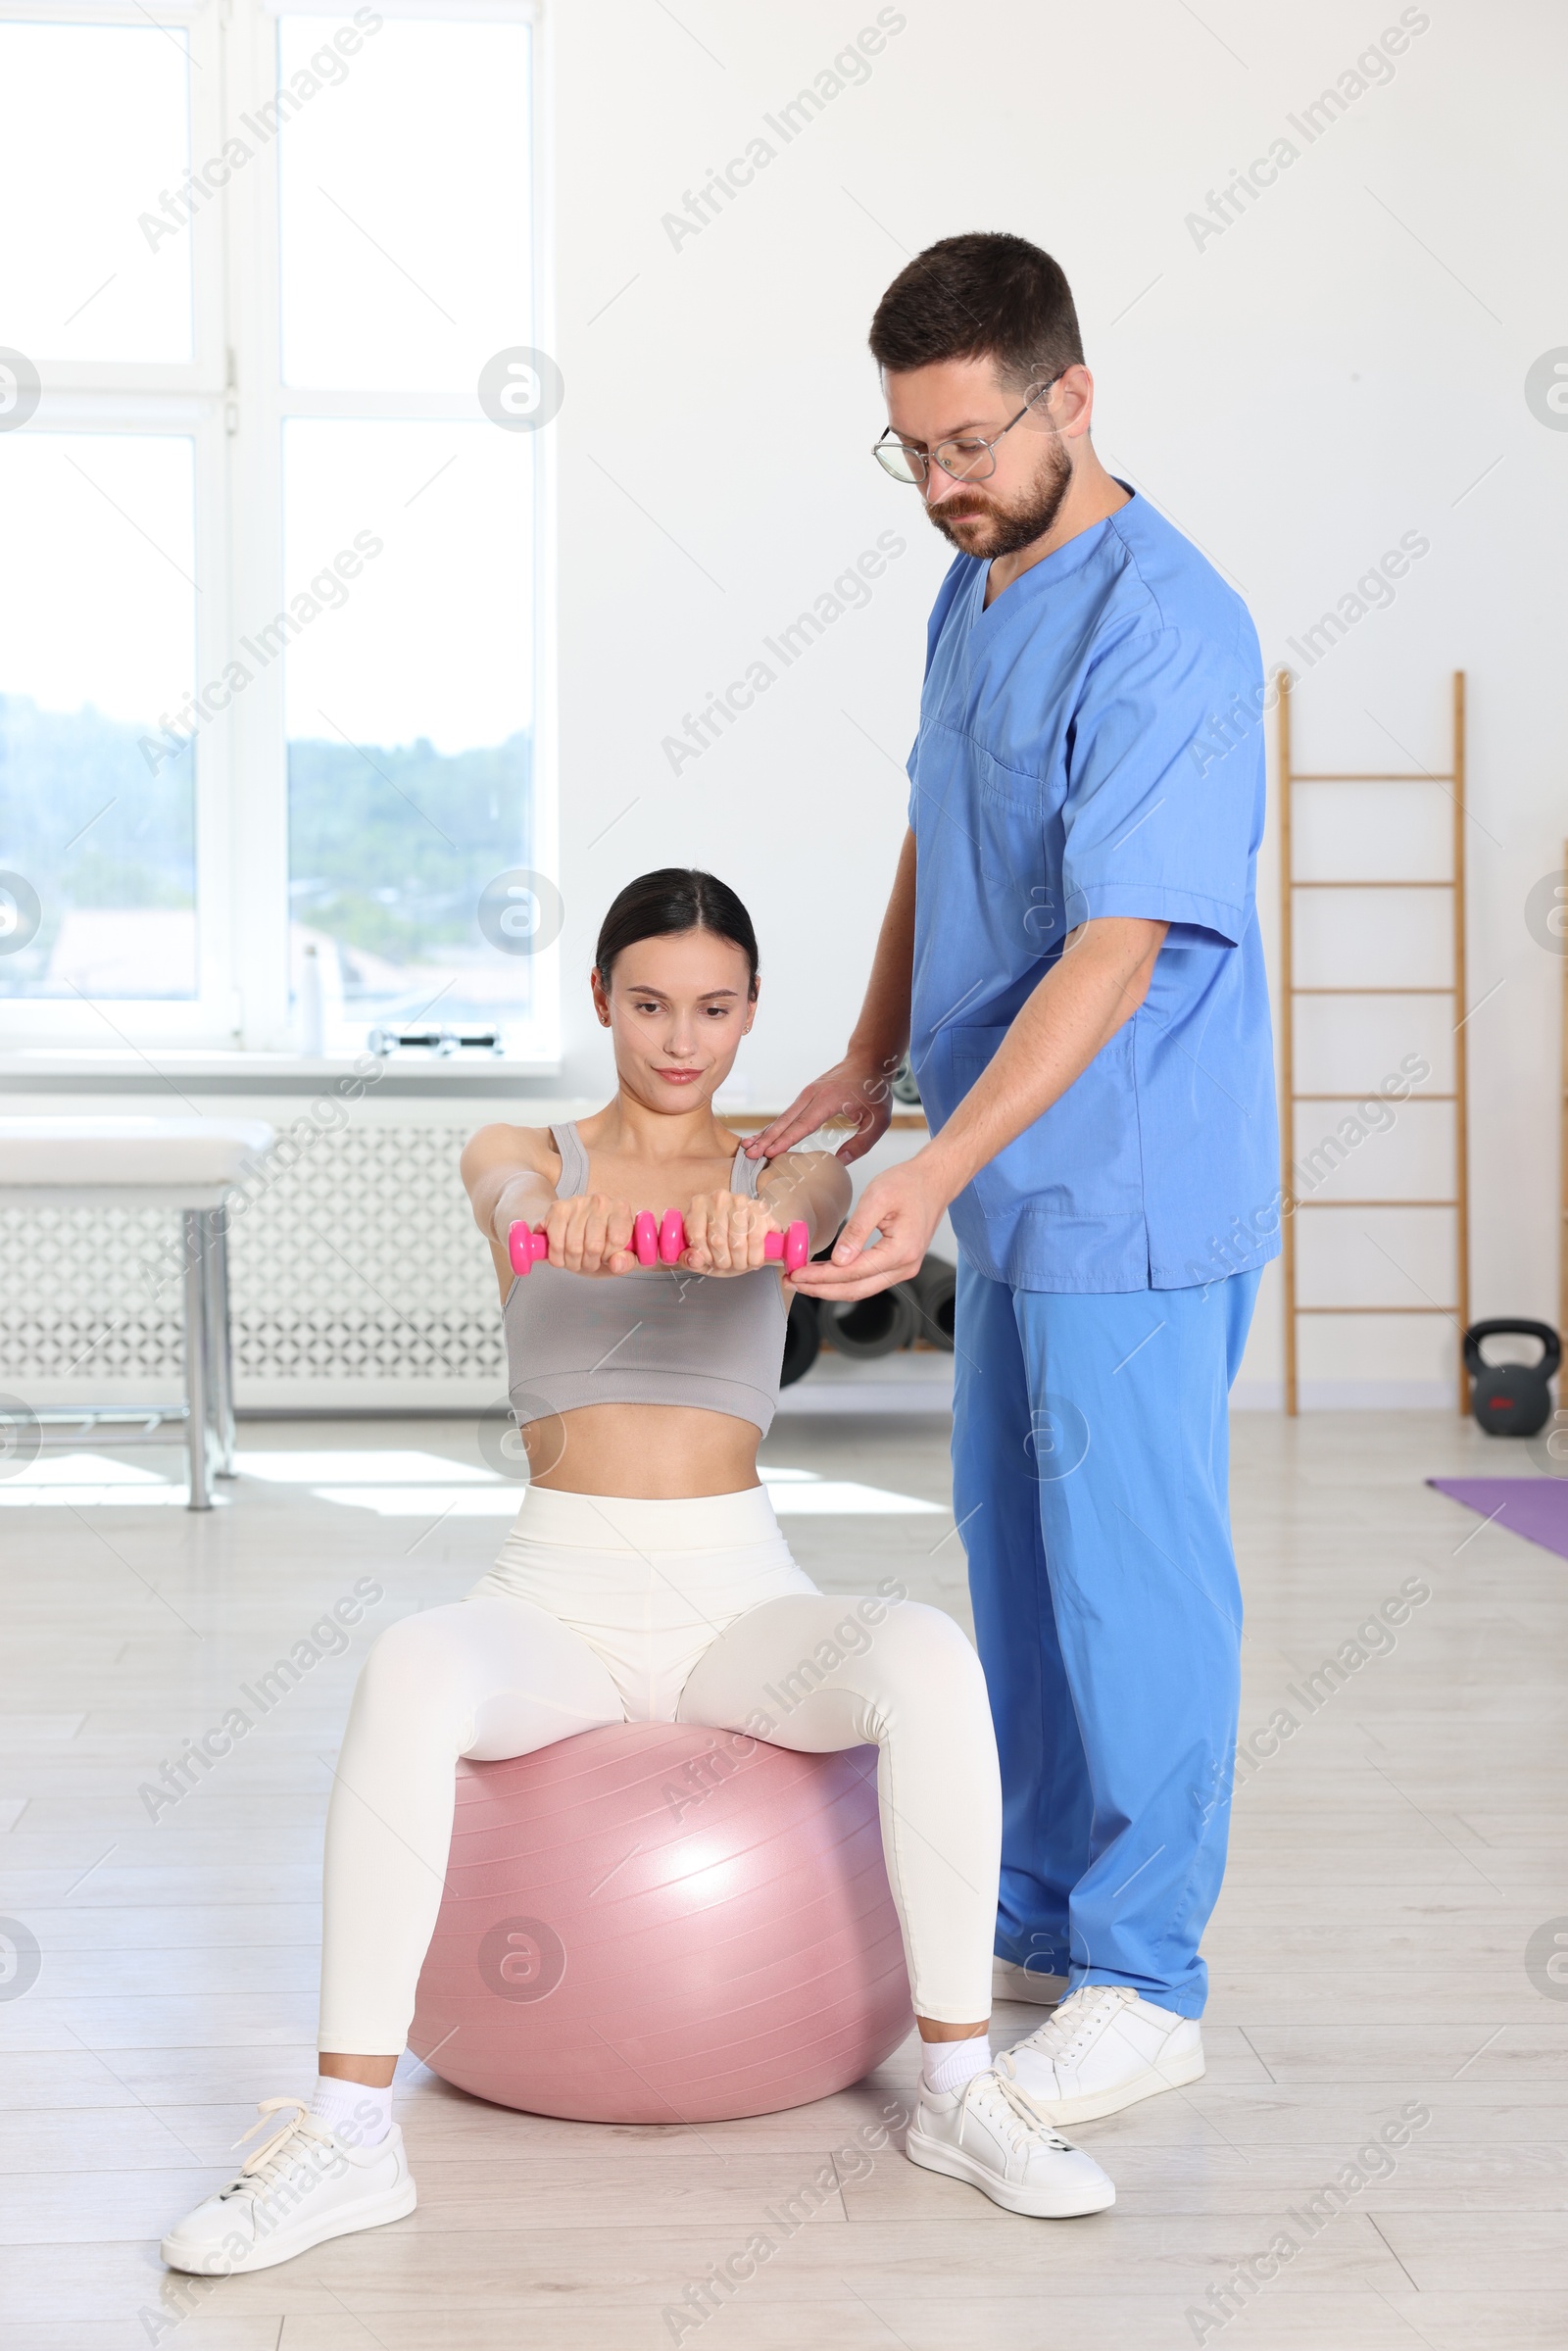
2;0;557;1065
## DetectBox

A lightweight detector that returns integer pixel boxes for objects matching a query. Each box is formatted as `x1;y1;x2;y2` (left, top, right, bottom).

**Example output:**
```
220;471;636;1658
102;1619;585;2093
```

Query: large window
0;0;552;1058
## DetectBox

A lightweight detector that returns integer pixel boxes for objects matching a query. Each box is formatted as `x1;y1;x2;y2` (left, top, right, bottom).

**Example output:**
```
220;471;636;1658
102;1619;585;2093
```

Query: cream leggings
320;1485;1002;2049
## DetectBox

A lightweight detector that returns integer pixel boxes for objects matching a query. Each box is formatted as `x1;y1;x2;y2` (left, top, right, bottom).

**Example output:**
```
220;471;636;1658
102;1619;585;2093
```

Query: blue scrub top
906;490;1279;1294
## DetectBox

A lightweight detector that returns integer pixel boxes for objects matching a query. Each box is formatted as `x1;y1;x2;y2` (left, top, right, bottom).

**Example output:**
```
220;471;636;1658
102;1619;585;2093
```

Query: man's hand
745;1053;901;1166
788;1155;947;1302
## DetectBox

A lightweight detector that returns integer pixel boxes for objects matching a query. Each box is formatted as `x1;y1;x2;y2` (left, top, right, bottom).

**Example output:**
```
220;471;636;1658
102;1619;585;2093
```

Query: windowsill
0;1053;929;1122
0;1048;564;1098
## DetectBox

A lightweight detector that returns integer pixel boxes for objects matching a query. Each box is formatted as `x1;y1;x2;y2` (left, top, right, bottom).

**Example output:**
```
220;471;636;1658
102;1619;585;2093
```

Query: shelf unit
1276;669;1470;1415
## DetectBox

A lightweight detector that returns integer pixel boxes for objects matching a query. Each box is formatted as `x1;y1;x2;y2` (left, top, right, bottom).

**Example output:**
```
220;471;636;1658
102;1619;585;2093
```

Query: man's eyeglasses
872;378;1060;487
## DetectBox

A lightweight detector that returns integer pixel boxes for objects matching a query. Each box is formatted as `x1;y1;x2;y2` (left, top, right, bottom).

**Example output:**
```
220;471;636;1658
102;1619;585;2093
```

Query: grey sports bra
503;1122;791;1436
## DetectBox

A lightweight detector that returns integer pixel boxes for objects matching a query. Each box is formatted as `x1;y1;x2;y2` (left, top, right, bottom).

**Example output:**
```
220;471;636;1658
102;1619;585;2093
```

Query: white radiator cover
0;1092;573;1411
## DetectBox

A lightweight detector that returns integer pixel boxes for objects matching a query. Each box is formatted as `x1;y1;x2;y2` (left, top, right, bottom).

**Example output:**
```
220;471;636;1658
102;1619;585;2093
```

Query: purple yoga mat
1428;1478;1568;1560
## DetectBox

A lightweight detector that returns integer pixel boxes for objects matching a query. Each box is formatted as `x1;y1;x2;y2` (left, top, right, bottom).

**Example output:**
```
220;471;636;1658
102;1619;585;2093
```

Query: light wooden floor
2;1408;1565;2349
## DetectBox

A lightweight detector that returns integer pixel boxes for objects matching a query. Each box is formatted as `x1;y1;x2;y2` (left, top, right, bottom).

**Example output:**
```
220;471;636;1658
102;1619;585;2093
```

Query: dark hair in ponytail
594;868;760;992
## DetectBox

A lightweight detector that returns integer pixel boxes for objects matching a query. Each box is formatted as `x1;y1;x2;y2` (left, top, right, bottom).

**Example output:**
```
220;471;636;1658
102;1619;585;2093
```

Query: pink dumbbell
632;1211;809;1272
631;1209;716;1267
508;1223;550;1277
765;1221;811;1273
510;1214;810;1277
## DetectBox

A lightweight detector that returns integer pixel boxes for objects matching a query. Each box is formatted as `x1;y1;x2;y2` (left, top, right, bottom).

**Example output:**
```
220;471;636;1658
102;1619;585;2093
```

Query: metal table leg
205;1206;236;1478
182;1208;212;1511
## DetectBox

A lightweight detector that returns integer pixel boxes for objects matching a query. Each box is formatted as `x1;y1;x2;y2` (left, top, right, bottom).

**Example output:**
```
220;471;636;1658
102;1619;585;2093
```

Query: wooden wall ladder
1276;669;1470;1415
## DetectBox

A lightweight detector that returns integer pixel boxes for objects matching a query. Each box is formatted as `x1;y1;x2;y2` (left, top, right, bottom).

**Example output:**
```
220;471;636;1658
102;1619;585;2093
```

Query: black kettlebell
1463;1320;1560;1437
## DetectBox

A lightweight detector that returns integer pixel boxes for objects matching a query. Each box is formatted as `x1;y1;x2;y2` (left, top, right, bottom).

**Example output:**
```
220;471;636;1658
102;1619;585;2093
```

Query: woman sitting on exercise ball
162;867;1112;2277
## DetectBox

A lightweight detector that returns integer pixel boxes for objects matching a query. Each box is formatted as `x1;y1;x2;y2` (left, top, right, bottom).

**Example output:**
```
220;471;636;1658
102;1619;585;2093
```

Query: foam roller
822;1282;919;1360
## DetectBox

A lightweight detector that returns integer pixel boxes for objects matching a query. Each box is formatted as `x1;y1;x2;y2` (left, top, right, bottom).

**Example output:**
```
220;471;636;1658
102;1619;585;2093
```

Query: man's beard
925;435;1072;559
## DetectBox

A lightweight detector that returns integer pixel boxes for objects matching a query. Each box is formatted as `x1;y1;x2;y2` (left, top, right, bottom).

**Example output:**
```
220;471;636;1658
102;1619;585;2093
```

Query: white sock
309;2075;392;2148
921;2035;992;2097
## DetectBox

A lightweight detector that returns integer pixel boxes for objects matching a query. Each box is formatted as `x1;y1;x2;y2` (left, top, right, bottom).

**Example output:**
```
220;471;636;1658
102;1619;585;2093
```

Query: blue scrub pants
953;1263;1259;2018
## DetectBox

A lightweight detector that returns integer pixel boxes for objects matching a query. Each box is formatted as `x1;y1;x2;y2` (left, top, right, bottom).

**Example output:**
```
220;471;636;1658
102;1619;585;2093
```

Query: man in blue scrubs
755;232;1278;2128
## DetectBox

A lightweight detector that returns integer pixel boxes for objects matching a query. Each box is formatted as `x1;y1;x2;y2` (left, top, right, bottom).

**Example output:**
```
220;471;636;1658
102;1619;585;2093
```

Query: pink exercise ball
410;1722;913;2124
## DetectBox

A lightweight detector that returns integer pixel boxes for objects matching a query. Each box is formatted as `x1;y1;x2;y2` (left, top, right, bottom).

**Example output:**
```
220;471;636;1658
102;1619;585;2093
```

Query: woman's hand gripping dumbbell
509;1190;808;1280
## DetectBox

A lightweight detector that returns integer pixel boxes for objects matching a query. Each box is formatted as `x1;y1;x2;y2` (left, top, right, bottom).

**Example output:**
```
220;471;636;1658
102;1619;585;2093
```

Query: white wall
550;0;1568;1402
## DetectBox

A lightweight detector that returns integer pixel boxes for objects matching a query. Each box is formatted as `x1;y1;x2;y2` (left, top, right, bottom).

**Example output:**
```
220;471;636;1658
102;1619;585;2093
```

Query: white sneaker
161;2098;416;2276
906;2069;1115;2219
1000;1984;1203;2126
992;1957;1067;2006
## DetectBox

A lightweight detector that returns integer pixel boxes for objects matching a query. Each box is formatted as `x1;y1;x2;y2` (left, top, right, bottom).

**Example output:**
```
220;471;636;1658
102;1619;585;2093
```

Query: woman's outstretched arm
462;1125;558;1298
758;1149;852;1255
461;1125;639;1297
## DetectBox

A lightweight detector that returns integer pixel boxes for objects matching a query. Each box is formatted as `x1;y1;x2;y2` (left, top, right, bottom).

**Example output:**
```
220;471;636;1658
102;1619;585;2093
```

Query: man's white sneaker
906;2068;1115;2219
1000;1983;1203;2126
162;2098;416;2276
992;1957;1068;2006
